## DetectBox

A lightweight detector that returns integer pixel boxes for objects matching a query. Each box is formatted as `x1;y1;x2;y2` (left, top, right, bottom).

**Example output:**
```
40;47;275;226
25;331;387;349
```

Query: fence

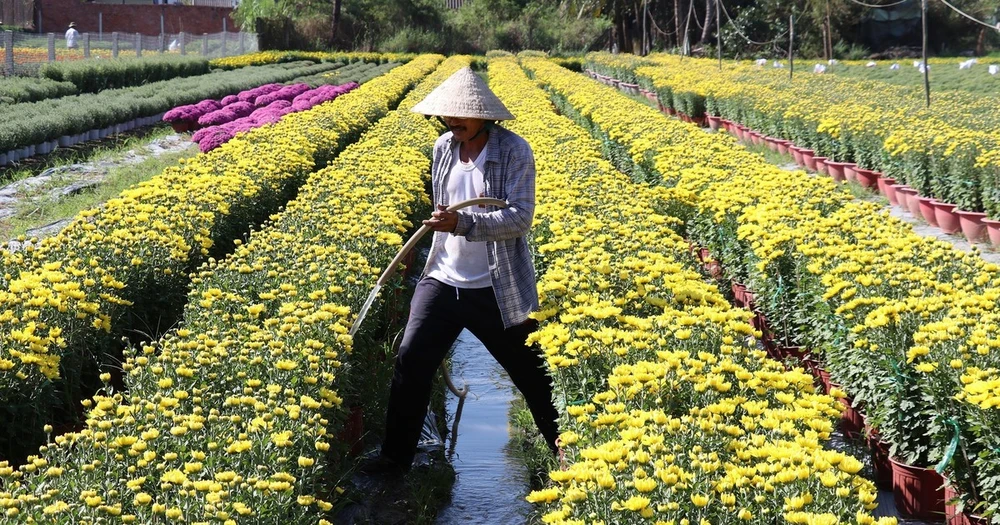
0;29;257;76
86;0;237;5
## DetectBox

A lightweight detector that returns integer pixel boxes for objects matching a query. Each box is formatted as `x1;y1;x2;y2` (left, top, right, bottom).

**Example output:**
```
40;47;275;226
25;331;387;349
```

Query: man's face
442;117;487;143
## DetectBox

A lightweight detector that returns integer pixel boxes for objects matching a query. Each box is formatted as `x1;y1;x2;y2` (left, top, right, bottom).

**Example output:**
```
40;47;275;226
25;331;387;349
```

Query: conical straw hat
411;67;514;120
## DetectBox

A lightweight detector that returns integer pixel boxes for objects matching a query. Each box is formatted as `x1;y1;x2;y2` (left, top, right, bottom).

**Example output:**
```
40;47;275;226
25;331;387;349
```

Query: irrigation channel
436;329;534;524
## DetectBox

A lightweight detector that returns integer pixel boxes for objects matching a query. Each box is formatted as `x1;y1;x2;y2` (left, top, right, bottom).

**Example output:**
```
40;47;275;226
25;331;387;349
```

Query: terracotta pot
983;218;1000;247
707;115;721;131
945;485;989;525
956;210;988;243
666;107;677;116
843;163;859;182
169;121;190;133
790;146;805;166
825;161;851;182
813;156;828;174
645;91;659;104
890;457;946;519
731;282;748;307
854;167;880;189
907;194;928;221
796;148;814;168
776;140;791;156
868;430;895;490
878;177;898;202
802;151;818;171
896;186;916;211
838;397;864;436
934;201;960;234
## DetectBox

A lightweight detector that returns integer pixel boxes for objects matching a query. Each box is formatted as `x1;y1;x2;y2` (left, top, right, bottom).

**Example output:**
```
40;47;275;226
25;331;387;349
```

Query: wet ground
435;329;533;524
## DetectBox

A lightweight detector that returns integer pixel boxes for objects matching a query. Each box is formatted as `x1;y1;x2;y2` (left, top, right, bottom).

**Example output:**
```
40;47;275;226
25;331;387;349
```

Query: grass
2;143;196;240
827;62;1000;95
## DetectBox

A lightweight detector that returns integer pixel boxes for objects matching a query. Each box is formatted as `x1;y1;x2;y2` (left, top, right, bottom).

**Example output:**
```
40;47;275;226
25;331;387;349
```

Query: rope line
937;0;999;30
844;0;908;8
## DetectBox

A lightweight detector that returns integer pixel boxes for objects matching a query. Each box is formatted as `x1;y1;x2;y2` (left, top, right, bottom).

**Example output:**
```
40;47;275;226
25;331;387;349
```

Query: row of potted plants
500;54;890;524
0;55;464;524
718;117;1000;249
0;60;342;166
40;54;211;94
530;56;1000;522
0;56;442;465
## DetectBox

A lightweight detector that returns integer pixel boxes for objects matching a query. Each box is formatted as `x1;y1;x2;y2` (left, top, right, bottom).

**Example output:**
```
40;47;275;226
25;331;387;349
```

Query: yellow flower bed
0;55;467;524
586;53;1000;217
211;51;413;70
524;56;1000;517
0;55;441;459
490;56;890;523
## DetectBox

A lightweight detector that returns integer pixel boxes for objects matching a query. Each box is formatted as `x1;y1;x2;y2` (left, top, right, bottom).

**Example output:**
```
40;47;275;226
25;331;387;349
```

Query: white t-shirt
65;28;79;48
425;143;491;289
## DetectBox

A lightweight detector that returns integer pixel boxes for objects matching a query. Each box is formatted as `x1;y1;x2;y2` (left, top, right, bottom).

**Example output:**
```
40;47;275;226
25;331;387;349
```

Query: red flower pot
666;107;677;116
802;150;818;171
797;148;814;168
854;167;880;189
707;115;721;131
945;485;989;525
170;121;190;133
956;210;988;243
868;430;894;490
983;218;1000;247
825;161;851;182
895;186;916;211
890;458;946;519
838;397;865;436
914;196;938;225
934;201;960;233
813;156;828;174
843;163;859;182
776;140;791;156
877;176;897;199
790;146;805;166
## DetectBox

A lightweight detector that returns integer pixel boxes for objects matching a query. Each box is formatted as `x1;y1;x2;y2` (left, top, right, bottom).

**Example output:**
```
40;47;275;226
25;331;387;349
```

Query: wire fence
1;30;257;76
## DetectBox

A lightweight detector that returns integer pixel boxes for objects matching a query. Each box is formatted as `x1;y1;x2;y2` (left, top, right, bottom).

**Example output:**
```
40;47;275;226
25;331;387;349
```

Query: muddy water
435;329;532;524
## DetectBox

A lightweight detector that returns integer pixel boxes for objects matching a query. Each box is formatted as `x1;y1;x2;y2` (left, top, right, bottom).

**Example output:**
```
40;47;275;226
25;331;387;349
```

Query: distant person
65;22;79;49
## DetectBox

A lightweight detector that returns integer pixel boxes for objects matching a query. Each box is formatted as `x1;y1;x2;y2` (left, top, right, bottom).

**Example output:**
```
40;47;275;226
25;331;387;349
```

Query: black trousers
381;277;560;467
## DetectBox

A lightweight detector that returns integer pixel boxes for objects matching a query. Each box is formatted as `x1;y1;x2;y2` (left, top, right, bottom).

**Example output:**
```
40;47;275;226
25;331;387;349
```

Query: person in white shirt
65;22;80;49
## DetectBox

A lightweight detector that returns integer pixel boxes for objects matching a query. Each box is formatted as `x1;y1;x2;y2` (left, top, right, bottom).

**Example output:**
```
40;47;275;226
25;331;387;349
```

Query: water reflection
435;329;532;525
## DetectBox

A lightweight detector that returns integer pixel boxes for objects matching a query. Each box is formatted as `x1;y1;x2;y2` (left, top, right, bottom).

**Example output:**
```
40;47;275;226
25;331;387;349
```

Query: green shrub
0;77;77;105
40;55;211;94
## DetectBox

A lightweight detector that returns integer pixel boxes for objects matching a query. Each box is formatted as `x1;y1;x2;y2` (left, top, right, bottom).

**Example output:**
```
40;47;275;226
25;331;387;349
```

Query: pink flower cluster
162;83;284;124
190;82;358;153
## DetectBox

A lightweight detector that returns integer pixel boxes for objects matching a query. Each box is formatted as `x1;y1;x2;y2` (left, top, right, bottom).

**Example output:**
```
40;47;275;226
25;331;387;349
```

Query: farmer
367;67;559;473
65;22;79;49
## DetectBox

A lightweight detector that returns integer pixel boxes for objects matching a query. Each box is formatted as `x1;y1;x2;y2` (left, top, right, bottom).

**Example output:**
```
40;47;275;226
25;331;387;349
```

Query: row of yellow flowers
585;52;1000;219
0;56;439;461
489;55;891;523
523;56;1000;517
210;50;413;70
0;54;467;523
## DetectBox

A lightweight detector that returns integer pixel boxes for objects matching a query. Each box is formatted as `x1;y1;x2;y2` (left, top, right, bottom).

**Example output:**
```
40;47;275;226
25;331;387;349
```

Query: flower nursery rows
0;53;464;523
545;54;1000;520
588;53;1000;226
488;54;892;524
0;55;433;465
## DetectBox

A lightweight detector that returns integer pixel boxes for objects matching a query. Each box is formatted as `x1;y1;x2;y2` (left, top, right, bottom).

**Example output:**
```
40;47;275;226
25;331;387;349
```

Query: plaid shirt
421;125;538;329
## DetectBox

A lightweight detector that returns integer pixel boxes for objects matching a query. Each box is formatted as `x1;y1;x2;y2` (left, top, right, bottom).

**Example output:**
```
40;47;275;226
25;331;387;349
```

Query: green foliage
40;55;211;94
377;27;445;53
0;77;77;105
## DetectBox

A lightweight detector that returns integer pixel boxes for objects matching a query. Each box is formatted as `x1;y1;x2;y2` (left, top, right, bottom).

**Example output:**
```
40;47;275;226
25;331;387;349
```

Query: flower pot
877;176;897;198
88;130;99;140
843;163;859;182
802;151;818;171
890;457;945;519
956;210;988;243
36;142;51;155
867;430;894;490
838;397;864;436
789;146;805;166
854;167;880;189
813;156;829;175
336;405;365;458
933;201;960;233
706;115;722;131
7;150;18;163
945;485;989;525
797;148;814;168
777;140;791;156
983;218;1000;247
908;193;928;221
0;153;6;166
693;116;707;128
825;161;851;182
895;186;915;210
731;282;748;306
645;91;659;104
58;135;72;147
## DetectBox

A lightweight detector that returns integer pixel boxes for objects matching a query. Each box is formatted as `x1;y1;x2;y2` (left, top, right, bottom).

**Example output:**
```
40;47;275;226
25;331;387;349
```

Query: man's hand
423;205;458;233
